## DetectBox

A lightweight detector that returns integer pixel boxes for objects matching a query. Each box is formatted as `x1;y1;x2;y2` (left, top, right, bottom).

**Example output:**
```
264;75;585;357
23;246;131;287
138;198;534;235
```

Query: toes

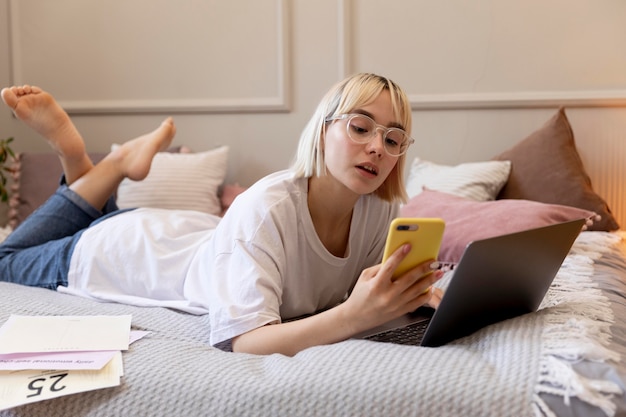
1;87;18;109
13;85;41;96
160;117;176;138
9;86;26;97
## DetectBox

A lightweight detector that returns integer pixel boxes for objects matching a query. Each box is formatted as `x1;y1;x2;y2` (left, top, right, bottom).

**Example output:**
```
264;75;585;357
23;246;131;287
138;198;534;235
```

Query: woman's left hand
426;286;444;309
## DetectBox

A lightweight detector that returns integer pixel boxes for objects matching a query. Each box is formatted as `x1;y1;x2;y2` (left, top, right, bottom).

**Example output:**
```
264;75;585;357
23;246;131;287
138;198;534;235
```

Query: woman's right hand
341;243;444;335
232;245;443;356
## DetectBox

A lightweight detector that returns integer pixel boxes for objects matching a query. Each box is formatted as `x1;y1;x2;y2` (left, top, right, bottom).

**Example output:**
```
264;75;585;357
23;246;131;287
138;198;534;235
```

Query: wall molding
337;0;626;110
337;0;352;80
409;90;626;110
9;0;291;115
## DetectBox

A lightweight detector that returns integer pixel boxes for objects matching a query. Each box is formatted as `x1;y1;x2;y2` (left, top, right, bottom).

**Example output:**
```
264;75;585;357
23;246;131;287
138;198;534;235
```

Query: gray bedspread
1;232;625;417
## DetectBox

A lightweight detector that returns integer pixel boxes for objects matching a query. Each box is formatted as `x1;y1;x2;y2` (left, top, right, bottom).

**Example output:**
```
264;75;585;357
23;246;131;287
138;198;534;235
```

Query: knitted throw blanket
534;232;623;416
0;232;623;417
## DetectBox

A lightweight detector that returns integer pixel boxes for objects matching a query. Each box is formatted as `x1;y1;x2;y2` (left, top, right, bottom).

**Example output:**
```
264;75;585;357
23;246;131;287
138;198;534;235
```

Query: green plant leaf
0;137;16;205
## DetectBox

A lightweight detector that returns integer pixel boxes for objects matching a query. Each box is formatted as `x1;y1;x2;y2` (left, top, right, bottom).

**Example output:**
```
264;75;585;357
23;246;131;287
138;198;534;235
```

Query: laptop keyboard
364;320;430;345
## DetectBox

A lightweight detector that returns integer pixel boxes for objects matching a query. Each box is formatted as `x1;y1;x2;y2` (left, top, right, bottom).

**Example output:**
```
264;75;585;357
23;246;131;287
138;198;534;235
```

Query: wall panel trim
9;0;291;115
409;90;626;110
337;0;626;110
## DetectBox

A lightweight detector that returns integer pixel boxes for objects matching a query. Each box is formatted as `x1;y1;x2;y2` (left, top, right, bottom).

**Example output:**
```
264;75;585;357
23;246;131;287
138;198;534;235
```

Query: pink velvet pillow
400;190;596;264
219;183;248;216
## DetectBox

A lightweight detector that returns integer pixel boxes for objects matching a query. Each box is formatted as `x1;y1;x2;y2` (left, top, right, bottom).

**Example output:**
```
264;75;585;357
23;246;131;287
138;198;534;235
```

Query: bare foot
1;85;87;159
67;118;176;210
108;118;176;181
1;85;93;183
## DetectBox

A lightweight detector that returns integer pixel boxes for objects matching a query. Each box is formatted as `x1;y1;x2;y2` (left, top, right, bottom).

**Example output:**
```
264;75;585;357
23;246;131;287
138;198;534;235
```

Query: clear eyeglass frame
325;113;414;156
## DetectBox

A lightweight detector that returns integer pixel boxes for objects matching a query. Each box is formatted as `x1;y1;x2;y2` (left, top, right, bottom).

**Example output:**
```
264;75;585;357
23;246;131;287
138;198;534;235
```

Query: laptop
353;218;585;347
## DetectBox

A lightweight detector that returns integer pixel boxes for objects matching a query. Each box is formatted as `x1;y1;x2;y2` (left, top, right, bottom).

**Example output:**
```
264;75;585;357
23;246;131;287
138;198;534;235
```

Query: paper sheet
0;352;123;411
0;330;150;371
0;315;132;354
0;350;117;371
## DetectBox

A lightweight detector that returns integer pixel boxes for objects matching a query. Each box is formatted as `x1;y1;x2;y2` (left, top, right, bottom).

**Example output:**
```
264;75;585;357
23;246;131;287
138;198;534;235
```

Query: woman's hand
340;243;444;335
426;286;444;309
232;244;444;356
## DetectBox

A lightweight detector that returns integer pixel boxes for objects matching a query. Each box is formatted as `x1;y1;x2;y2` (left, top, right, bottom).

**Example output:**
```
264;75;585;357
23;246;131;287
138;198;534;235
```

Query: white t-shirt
62;208;221;315
205;171;397;345
61;170;397;346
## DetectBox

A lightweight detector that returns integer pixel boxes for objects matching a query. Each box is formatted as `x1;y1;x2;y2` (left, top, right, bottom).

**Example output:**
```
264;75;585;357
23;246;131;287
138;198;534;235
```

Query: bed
1;108;625;417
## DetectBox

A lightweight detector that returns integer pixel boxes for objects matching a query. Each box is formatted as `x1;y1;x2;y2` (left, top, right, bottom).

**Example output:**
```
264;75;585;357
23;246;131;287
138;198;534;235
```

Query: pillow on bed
405;158;511;201
7;147;186;228
400;189;597;264
116;146;229;216
220;183;248;216
492;107;619;231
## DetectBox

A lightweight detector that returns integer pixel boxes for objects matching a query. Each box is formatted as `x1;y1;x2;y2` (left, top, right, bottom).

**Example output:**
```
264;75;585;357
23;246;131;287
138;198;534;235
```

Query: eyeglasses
326;113;414;156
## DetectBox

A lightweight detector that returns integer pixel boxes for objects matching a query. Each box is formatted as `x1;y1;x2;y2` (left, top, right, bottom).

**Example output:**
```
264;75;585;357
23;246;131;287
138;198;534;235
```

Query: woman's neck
307;176;359;257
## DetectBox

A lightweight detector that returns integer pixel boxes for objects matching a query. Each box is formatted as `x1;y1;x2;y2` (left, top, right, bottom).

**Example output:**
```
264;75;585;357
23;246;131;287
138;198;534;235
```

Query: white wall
1;0;625;225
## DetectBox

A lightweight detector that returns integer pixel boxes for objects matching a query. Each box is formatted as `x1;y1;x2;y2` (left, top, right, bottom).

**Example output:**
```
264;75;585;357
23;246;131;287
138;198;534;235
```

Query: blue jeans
0;183;124;290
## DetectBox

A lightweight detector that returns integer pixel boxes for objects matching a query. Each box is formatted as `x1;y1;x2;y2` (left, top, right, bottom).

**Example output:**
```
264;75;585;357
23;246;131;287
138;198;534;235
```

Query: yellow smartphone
382;217;445;280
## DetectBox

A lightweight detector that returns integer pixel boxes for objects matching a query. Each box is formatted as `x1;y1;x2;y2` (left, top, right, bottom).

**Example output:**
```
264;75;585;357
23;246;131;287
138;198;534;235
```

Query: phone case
382;217;445;279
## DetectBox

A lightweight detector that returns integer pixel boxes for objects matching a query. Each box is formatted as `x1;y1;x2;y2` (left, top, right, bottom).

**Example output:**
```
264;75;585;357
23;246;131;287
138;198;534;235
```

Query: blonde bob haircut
291;73;412;203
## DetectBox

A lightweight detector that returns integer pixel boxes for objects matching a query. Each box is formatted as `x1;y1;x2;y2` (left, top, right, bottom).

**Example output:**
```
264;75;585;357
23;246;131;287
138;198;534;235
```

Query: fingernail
429;261;440;270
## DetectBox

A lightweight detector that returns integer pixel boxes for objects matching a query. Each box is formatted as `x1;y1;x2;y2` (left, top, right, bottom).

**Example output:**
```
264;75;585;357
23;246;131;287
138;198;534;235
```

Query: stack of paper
0;315;147;411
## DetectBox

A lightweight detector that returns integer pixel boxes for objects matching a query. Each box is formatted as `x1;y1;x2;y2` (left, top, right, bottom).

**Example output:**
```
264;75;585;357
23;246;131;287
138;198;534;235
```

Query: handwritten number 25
27;373;69;398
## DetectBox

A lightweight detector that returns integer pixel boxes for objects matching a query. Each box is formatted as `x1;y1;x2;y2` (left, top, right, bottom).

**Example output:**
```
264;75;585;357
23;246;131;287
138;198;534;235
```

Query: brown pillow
400;190;596;264
492;108;619;231
8;152;107;228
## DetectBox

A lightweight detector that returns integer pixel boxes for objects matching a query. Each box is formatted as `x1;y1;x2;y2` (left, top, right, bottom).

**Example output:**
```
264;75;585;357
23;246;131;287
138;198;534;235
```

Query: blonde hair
291;73;412;203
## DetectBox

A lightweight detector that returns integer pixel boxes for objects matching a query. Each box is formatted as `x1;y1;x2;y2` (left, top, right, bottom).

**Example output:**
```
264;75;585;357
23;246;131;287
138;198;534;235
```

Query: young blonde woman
0;74;443;356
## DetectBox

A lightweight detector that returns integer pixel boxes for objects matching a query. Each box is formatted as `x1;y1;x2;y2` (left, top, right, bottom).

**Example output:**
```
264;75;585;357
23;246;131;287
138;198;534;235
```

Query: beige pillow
405;158;511;201
116;146;229;216
492;108;619;231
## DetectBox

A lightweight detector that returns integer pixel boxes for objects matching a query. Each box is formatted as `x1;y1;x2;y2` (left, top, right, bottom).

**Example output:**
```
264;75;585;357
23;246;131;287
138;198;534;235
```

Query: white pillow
116;146;229;215
405;158;511;201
